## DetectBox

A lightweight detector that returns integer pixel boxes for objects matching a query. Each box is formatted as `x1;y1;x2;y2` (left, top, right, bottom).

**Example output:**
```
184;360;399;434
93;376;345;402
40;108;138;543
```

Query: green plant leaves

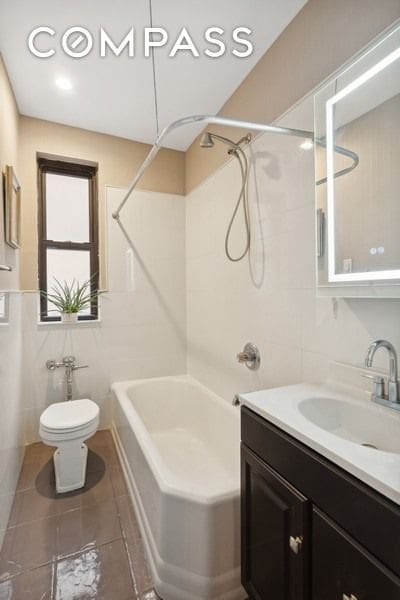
40;275;100;314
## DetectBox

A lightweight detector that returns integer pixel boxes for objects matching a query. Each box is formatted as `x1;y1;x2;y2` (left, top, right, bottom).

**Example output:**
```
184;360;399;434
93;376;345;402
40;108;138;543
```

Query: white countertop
240;380;400;505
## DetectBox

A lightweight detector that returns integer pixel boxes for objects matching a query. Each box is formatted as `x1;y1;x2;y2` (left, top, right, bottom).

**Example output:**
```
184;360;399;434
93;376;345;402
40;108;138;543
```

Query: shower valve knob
237;343;260;370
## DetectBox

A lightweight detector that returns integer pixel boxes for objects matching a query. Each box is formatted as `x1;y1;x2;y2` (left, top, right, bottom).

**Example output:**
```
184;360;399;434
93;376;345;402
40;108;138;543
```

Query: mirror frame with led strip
315;21;400;297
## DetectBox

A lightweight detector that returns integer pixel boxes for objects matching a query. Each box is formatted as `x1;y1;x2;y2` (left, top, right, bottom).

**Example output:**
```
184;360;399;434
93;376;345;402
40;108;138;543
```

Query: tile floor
0;430;158;600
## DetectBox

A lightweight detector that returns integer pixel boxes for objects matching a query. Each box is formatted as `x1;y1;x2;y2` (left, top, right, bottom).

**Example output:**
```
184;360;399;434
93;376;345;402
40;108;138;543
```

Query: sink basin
299;397;400;454
240;379;400;504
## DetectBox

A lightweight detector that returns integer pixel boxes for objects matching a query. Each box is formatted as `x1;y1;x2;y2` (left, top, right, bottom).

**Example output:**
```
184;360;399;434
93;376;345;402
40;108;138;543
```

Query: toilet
39;399;99;494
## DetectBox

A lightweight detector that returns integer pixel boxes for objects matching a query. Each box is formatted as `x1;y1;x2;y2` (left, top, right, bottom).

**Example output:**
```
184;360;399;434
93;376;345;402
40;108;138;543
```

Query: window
38;157;99;321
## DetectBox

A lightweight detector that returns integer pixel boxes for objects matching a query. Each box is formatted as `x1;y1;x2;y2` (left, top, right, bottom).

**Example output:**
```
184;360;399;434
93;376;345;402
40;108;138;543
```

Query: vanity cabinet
241;406;400;600
241;446;310;600
313;509;400;600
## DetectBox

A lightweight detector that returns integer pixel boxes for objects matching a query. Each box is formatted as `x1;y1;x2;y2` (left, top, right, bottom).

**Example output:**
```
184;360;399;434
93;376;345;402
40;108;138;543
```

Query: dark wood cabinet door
313;508;400;600
241;444;310;600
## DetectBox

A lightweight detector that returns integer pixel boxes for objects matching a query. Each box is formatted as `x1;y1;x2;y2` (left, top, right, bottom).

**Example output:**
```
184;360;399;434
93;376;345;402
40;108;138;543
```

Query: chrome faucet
46;356;88;400
364;340;400;408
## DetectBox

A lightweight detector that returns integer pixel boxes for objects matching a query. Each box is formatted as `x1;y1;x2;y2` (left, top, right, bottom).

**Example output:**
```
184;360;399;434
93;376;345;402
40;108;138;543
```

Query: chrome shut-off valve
236;342;260;371
46;356;88;401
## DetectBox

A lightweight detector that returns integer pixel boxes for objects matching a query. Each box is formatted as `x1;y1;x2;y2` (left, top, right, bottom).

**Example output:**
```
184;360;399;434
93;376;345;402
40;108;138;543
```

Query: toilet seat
40;399;99;433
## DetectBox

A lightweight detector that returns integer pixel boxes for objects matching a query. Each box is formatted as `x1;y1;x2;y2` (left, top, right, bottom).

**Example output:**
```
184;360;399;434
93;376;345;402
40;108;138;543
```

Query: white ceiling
0;0;307;150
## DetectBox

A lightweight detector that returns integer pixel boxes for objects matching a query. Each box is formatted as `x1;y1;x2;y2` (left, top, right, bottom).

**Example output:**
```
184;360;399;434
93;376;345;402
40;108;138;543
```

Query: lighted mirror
0;292;9;323
315;23;400;296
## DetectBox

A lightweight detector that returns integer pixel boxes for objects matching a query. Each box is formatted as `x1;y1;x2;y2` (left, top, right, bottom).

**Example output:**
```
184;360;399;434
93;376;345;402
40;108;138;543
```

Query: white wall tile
21;186;186;444
186;95;400;403
0;292;24;543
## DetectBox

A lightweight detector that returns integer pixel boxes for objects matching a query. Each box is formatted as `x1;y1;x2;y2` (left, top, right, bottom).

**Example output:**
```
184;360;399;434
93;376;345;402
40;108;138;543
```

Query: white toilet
39;399;99;494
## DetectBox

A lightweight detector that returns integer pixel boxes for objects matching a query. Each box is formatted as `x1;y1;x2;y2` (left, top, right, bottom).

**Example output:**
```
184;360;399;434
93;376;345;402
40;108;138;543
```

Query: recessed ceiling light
55;76;73;91
300;139;313;150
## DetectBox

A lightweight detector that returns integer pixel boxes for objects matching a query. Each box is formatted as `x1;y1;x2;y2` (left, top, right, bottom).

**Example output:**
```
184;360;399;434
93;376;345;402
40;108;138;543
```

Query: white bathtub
111;375;244;600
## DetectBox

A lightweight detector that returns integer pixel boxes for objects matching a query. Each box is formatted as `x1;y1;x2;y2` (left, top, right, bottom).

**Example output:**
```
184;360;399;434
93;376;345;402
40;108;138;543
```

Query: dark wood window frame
38;157;99;322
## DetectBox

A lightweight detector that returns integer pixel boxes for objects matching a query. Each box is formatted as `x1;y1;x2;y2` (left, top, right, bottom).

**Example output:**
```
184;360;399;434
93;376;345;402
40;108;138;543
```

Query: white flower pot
61;312;79;323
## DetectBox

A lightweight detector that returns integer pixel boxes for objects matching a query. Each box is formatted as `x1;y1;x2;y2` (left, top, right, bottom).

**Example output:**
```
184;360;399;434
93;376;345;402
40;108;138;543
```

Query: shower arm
203;131;251;150
112;113;358;220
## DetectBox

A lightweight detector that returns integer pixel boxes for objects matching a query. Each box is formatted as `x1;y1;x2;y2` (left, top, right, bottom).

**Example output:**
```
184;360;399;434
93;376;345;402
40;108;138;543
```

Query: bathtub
111;375;244;600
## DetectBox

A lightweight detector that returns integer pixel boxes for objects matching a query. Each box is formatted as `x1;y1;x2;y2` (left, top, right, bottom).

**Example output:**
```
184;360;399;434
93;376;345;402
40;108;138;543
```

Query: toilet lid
40;399;99;431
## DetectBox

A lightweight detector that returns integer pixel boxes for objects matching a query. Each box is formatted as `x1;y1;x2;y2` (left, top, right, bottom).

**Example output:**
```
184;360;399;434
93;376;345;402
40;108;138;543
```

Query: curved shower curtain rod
112;113;358;220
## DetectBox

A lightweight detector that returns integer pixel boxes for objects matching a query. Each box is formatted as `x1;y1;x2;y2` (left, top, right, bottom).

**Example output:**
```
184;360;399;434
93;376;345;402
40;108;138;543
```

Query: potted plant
41;277;100;323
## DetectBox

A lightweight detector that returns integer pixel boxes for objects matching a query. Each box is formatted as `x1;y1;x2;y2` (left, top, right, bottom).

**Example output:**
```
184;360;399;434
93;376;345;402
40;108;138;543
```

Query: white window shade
46;173;90;242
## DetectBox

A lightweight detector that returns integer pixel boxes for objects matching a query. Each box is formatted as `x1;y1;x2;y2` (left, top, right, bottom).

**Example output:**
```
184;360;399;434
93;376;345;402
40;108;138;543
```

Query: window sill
37;319;101;329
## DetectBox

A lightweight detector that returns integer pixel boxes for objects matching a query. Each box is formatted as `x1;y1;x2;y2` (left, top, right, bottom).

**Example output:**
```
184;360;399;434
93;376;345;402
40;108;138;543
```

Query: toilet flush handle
62;356;88;371
46;359;64;371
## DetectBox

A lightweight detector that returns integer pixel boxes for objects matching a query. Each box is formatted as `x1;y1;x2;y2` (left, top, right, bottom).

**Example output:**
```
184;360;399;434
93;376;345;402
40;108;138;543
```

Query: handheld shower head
198;129;252;263
200;132;214;148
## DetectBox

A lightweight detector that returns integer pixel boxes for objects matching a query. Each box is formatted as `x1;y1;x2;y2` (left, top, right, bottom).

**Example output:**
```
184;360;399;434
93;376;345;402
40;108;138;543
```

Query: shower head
199;132;214;148
199;131;251;151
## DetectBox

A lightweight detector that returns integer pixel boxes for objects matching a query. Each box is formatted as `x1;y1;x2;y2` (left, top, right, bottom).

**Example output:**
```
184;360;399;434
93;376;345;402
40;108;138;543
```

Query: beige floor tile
140;591;160;600
117;496;153;595
86;448;107;474
87;430;113;448
23;443;54;466
0;431;150;599
109;465;129;498
0;516;57;579
87;441;119;468
116;496;142;543
52;469;115;516
16;459;53;492
0;563;53;600
8;484;57;527
55;539;135;600
56;498;121;559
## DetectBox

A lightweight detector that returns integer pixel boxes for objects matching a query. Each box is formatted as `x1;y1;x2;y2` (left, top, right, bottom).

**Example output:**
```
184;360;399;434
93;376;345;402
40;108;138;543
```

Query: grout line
120;519;141;600
7;477;121;530
5;511;58;532
0;537;126;586
54;536;122;563
50;560;56;600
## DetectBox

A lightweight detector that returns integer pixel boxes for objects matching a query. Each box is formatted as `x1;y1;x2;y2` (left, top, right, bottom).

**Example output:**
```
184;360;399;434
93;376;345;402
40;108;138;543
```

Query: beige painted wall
185;0;400;192
0;55;20;289
18;117;185;290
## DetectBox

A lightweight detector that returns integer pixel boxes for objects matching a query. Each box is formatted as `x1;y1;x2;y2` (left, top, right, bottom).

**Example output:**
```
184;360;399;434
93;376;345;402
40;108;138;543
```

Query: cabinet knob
289;535;303;554
343;595;358;600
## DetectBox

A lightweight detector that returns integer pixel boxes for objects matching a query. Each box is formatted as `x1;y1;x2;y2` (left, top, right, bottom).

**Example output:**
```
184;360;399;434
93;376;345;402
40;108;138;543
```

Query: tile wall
185;96;400;401
21;187;186;444
7;92;400;544
0;293;24;546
